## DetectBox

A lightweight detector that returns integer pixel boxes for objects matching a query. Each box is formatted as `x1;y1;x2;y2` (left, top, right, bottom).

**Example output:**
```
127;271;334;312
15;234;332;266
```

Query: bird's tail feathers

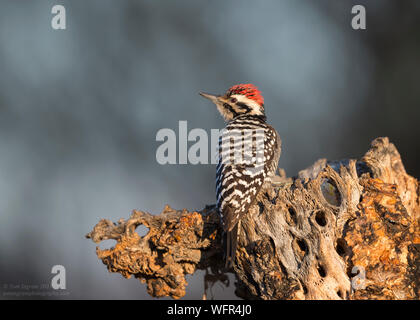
224;222;239;269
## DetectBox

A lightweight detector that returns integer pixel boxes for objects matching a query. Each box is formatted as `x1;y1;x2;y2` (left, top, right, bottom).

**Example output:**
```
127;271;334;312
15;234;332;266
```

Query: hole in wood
317;264;327;277
302;283;308;294
293;238;308;261
315;211;327;226
286;206;298;225
136;225;150;237
279;260;288;275
321;179;342;207
297;239;307;252
336;238;348;257
258;202;264;214
98;239;117;250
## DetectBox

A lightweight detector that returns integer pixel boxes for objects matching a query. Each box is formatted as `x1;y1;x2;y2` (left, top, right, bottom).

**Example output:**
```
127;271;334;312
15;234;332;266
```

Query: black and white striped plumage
200;84;281;268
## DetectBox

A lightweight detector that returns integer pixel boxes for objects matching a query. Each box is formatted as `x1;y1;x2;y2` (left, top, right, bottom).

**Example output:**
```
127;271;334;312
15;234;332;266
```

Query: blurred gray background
0;0;419;299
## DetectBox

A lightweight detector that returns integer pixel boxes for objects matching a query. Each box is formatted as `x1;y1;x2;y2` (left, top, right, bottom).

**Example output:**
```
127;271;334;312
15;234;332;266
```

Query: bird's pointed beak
199;92;220;104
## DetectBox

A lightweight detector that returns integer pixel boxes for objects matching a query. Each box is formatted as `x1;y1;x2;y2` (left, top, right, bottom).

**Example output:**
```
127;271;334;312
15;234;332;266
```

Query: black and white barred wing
216;163;264;232
216;126;279;232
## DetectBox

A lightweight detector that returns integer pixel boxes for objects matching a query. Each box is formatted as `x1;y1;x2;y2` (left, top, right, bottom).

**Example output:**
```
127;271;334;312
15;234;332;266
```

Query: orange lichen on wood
86;206;222;299
86;137;419;300
345;178;418;299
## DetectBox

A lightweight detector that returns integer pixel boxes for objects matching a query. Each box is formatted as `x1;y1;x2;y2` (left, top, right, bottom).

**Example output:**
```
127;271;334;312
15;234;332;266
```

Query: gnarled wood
86;137;419;300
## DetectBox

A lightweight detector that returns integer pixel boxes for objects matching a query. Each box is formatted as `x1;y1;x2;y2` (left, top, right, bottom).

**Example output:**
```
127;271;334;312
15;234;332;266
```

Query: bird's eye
230;98;237;103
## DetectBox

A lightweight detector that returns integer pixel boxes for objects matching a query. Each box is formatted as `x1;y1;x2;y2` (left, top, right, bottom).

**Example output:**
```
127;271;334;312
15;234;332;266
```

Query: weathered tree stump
86;137;419;300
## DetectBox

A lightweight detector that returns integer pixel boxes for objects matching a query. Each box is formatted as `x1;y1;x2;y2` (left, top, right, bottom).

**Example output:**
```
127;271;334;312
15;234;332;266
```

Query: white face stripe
216;102;234;121
215;94;265;122
231;94;264;116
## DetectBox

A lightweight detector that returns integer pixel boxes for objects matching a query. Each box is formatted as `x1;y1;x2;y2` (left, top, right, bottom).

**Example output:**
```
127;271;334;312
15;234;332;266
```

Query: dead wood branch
86;137;419;300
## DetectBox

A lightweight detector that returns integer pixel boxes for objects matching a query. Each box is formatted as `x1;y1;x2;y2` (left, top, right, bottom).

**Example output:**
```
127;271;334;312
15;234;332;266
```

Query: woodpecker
200;84;281;268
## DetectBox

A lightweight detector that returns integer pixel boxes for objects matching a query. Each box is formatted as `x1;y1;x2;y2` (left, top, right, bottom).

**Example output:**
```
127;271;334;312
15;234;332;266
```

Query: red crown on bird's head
227;83;264;107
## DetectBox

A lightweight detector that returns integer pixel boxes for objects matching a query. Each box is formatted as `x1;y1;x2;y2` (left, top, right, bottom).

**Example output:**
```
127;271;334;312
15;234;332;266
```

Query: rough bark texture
86;137;419;300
